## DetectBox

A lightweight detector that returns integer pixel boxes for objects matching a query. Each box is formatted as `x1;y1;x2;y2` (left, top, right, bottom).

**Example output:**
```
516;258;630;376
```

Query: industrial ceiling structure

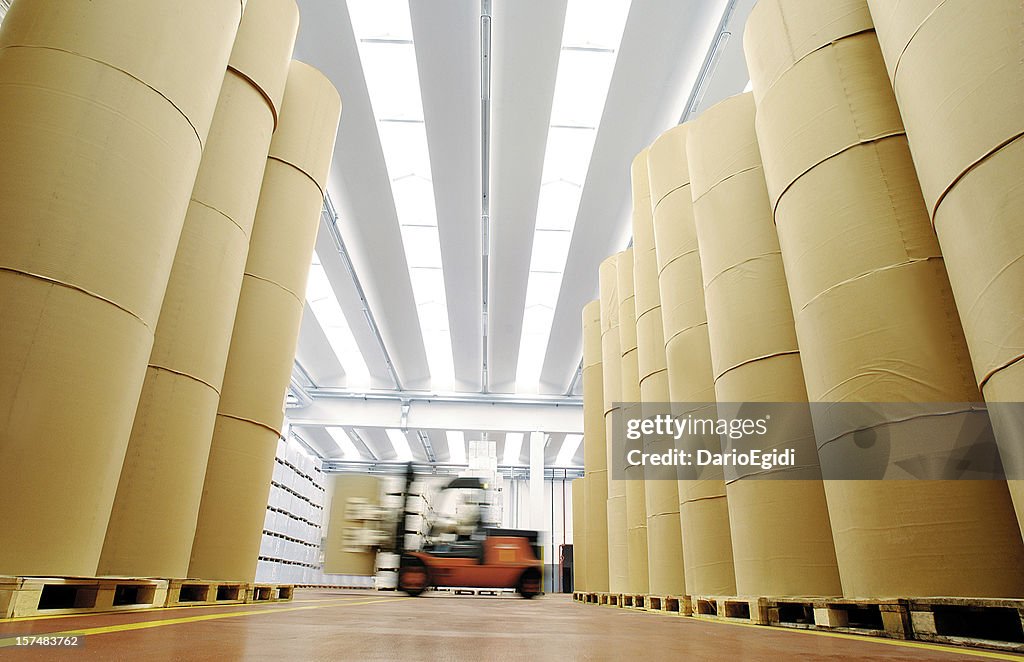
285;0;754;466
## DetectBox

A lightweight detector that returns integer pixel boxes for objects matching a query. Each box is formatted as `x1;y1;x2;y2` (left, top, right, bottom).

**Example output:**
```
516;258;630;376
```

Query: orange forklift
394;464;543;598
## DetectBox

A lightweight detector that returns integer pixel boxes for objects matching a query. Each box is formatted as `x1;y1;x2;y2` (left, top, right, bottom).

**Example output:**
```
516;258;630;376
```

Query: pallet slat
907;597;1024;653
0;576;168;619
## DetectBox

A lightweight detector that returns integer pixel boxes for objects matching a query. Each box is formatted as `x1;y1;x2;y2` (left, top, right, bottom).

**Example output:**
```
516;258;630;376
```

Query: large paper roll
573;477;588;592
582;300;609;591
100;0;299;579
0;0;242;576
323;474;381;576
689;92;841;597
599;254;629;593
648;127;737;597
632;150;685;597
617;249;649;595
189;61;341;581
746;0;1024;598
867;0;1024;528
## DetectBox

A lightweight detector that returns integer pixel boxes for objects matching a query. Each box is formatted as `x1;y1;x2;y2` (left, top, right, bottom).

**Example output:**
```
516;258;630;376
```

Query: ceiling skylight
348;0;454;392
446;430;467;465
306;251;371;388
515;0;632;393
555;433;584;467
385;428;414;462
502;431;525;466
326;426;362;460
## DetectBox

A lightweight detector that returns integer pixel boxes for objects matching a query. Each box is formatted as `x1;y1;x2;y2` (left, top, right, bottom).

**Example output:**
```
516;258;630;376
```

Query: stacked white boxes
256;437;341;585
465;439;502;526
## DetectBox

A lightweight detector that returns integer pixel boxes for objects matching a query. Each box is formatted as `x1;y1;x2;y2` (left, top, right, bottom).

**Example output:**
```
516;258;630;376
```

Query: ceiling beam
288;391;582;434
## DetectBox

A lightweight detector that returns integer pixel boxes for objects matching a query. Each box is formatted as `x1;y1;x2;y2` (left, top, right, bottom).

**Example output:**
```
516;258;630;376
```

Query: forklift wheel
398;556;429;597
517;568;542;599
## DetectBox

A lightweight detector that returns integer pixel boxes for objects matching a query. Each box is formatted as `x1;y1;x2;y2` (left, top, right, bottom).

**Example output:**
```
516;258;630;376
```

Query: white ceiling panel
409;0;484;393
313;227;393;389
293;0;432;390
537;0;731;394
486;0;568;393
296;302;346;388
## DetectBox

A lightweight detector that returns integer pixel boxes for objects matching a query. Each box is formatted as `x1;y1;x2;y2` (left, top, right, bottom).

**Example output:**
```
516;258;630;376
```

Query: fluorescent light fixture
516;0;632;393
306;252;371;388
326;426;362;460
386;428;414;462
446;430;467;465
555;434;584;467
348;0;455;392
502;432;525;466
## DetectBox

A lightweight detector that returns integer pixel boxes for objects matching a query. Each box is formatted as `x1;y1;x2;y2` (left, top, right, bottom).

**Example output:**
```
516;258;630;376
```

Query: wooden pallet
907;597;1024;653
764;597;909;639
646;595;691;615
0;576;168;619
619;593;650;609
692;595;769;625
584;592;600;605
164;579;247;607
246;583;294;603
572;591;584;602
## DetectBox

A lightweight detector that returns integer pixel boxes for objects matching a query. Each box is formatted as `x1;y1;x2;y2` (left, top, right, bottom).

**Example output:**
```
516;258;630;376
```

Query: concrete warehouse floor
1;590;1019;661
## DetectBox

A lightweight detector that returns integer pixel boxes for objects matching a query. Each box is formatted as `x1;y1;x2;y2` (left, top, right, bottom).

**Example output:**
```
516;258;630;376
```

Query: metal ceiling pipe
867;0;1024;532
189;60;341;582
599;254;630;594
99;0;299;580
688;92;841;597
631;150;686;598
308;387;581;407
582;299;610;592
617;248;650;596
649;123;738;598
746;0;1024;598
0;0;242;576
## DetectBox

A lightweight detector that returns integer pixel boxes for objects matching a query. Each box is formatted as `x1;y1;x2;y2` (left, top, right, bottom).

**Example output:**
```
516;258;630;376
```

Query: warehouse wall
503;475;576;593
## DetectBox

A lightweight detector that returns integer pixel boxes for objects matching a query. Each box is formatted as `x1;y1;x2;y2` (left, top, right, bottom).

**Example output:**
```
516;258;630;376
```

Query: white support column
529;431;546;530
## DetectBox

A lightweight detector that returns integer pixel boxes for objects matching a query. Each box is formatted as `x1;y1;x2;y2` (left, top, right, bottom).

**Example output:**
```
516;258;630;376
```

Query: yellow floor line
0;595;367;624
598;604;1024;660
0;596;410;648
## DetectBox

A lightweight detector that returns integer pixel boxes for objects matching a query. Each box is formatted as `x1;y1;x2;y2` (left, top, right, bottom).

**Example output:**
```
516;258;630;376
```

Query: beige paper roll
599;254;629;593
100;0;299;579
582;299;609;591
746;0;1024;598
617;250;649;595
0;0;242;576
689;92;841;597
323;474;381;576
573;477;588;592
189;61;341;581
632;150;685;596
867;0;1024;527
648;127;737;597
